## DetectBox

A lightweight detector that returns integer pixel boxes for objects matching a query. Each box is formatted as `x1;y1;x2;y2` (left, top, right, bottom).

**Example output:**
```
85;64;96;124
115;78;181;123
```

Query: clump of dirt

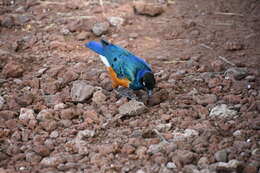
0;0;259;172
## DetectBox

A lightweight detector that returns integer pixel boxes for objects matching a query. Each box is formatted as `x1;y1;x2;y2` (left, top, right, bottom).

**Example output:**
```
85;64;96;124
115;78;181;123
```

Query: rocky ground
0;0;260;172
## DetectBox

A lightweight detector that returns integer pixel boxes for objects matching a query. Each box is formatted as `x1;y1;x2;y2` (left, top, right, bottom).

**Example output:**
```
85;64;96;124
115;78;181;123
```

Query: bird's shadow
113;87;149;103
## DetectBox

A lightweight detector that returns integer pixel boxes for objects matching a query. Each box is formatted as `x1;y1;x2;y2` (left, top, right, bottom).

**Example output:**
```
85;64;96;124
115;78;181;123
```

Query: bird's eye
113;58;117;61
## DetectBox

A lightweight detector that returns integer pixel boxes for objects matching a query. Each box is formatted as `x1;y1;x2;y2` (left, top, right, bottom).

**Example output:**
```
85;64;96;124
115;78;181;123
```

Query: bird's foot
114;87;138;100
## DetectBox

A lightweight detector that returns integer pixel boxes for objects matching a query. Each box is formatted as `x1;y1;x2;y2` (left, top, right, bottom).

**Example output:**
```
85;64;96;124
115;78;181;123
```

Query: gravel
209;104;238;119
0;0;258;172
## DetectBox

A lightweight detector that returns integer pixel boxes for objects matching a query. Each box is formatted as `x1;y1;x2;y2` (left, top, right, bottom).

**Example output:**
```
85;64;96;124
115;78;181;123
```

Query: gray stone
187;88;199;96
166;162;177;169
1;16;15;28
214;159;242;171
40;155;65;167
15;6;26;13
185;59;199;69
71;80;94;102
200;169;215;173
25;152;42;163
182;164;200;173
233;130;242;137
165;142;177;152
92;90;107;105
58;162;80;171
251;148;260;160
159;166;173;173
118;100;147;116
14;15;31;25
156;123;172;132
209;104;237;119
44;139;55;151
190;30;200;37
147;141;168;154
225;67;248;80
37;68;48;75
19;108;35;122
73;130;93;155
107;16;124;27
136;169;146;173
50;131;59;138
172;129;199;141
92;22;109;36
36;109;54;121
200;72;216;81
77;130;95;139
60;119;72;128
13;79;23;84
215;149;228;162
0;96;5;110
197;157;209;169
43;93;62;107
245;75;256;82
0;79;7;85
54;103;67;110
60;28;70;35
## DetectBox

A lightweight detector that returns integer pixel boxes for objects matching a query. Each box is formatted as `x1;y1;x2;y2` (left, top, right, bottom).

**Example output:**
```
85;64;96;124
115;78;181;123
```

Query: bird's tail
85;40;110;67
85;41;105;56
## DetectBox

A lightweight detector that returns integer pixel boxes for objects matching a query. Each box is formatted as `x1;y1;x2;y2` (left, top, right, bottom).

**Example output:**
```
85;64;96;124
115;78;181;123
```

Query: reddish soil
0;0;259;172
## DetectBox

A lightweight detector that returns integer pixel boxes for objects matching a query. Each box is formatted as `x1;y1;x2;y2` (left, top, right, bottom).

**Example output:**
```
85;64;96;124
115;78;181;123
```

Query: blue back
85;40;152;90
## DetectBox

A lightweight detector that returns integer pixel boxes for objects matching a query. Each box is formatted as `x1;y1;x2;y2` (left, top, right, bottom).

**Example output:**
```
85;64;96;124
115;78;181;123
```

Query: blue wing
104;44;152;82
86;40;152;82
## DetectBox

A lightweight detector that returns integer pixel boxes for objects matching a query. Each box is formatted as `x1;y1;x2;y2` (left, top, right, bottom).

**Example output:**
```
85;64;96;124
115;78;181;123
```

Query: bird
85;39;156;96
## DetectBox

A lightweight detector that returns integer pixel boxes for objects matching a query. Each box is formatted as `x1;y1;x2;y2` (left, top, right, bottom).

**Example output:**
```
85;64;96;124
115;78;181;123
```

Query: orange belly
107;67;130;88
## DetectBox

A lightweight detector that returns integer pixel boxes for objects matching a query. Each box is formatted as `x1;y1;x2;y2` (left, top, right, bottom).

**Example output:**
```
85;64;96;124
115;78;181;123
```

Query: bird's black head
142;72;156;96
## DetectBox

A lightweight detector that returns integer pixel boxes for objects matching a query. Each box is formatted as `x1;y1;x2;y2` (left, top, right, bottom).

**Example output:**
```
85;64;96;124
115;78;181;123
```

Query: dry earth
0;0;260;173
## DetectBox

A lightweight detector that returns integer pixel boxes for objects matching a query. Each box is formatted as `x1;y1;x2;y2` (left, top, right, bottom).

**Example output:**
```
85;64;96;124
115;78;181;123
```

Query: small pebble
215;149;228;162
166;162;177;169
50;131;59;138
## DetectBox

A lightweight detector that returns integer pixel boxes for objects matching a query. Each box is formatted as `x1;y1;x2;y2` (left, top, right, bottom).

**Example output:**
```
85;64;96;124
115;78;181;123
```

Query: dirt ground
0;0;259;172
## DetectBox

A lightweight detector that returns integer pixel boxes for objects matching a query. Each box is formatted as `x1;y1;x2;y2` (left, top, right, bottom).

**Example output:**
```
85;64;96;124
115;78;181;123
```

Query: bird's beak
147;90;153;97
